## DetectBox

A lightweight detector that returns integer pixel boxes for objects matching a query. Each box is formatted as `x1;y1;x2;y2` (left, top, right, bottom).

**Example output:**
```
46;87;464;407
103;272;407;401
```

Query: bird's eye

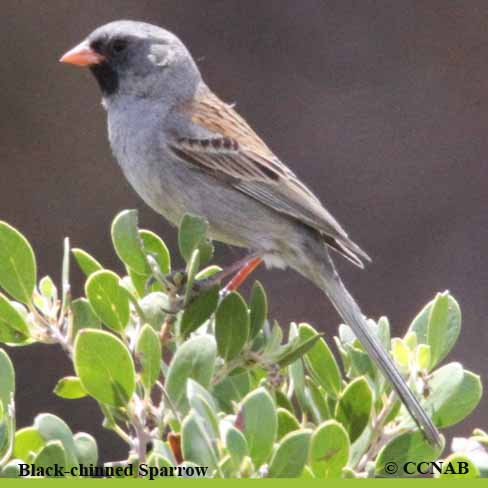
90;40;104;53
110;39;128;55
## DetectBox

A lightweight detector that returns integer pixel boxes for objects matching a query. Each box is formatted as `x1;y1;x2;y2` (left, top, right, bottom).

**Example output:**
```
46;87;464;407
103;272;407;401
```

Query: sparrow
60;20;440;445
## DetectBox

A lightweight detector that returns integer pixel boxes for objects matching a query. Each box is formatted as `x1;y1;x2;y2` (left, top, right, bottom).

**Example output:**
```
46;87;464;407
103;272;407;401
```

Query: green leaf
166;335;217;413
187;379;218;412
73;432;98;466
151;439;176;465
178;214;207;262
268;429;311;478
409;292;461;369
53;376;87;400
225;426;249;470
288;324;307;412
181;412;218;472
13;427;44;462
111;210;148;274
438;453;479;478
147;453;172;471
74;330;136;406
213;370;252;412
39;276;57;301
275;333;322;368
0;294;30;344
249;281;267;339
188;392;219;441
72;248;102;277
136;324;162;390
140;230;171;275
427;292;461;368
240;387;277;467
0;222;36;304
215;292;250;361
195;265;222;281
299;323;341;398
376;431;443;477
416;344;431;371
139;292;168;331
275;389;295;413
34;441;67;473
391;338;410;371
305;378;331;424
71;298;101;337
277;408;300;440
184;250;200;307
34;414;78;469
310;420;350;479
422;363;481;428
178;214;212;264
376;316;391;351
85;270;130;332
180;285;219;337
0;349;15;409
335;377;372;443
1;459;24;478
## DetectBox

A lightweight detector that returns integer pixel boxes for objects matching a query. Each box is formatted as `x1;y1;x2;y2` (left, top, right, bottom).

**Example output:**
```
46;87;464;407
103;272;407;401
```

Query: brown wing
170;90;370;267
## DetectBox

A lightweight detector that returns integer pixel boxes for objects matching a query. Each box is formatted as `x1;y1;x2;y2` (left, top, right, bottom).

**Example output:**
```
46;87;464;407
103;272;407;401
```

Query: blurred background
1;0;487;460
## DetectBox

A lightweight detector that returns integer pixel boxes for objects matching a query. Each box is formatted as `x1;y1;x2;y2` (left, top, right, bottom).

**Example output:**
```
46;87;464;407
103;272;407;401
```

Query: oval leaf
74;432;98;466
140;230;171;275
0;294;30;344
71;298;101;337
166;335;217;413
0;349;15;410
427;292;461;368
0;222;36;304
13;427;44;462
180;285;219;337
268;429;312;478
53;376;87;400
409;292;461;369
225;426;249;470
72;248;102;277
111;210;148;274
420;362;477;428
34;414;78;469
215;292;250;361
299;323;341;398
85;270;130;332
249;281;267;339
310;420;350;479
136;324;162;390
239;387;277;467
438;453;479;479
376;431;444;477
179;214;208;262
277;408;300;440
335;376;372;443
74;330;136;406
34;441;67;472
181;412;218;472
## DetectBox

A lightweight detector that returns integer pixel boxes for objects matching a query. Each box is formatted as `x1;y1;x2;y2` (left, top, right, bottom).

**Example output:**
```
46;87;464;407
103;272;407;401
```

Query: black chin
90;62;119;96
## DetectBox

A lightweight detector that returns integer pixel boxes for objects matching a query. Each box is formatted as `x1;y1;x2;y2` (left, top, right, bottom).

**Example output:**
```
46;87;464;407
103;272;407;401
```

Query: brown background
1;1;487;460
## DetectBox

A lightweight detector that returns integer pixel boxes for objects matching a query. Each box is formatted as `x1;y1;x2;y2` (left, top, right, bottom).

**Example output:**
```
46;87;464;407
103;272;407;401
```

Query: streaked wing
169;90;370;266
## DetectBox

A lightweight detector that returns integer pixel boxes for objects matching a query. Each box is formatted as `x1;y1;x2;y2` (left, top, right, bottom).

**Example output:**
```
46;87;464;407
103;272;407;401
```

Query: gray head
60;20;202;101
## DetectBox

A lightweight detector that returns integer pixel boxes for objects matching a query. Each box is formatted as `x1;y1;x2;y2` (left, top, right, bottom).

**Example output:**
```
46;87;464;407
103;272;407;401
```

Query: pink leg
223;257;264;293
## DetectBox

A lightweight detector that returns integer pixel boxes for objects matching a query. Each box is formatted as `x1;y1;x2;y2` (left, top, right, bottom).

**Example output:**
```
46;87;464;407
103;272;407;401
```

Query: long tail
307;249;441;446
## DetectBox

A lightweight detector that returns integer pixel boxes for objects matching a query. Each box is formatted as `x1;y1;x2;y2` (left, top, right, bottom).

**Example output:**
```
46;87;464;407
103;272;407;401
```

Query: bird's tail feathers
310;250;441;447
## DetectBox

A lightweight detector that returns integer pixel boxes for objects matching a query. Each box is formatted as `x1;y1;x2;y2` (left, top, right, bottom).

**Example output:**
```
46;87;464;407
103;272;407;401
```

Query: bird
60;20;440;446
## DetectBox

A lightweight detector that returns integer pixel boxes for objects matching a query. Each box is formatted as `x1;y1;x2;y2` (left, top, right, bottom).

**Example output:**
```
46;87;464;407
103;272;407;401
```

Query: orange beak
59;41;105;66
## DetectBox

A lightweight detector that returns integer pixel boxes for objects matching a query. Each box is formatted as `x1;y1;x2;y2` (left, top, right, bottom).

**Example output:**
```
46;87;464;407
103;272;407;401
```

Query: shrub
0;210;484;478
